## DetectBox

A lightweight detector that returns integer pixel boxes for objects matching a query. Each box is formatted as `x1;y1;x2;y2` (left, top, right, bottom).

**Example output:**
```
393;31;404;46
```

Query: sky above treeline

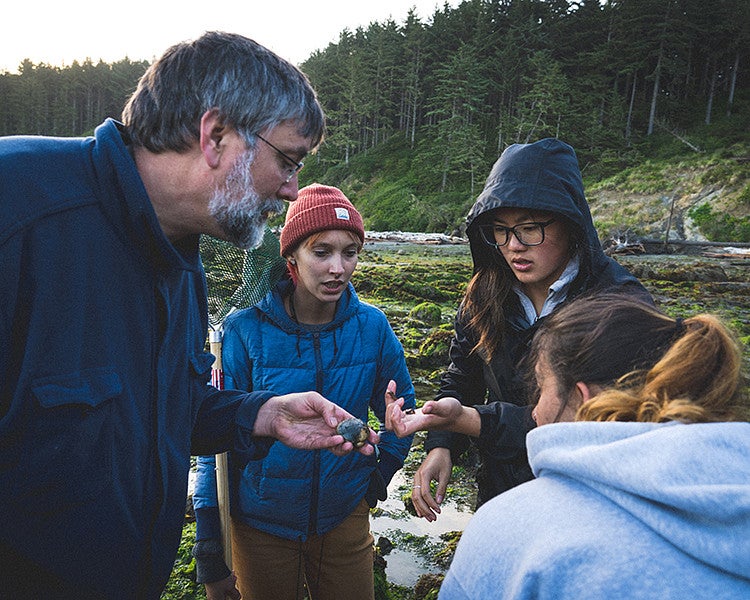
2;0;459;72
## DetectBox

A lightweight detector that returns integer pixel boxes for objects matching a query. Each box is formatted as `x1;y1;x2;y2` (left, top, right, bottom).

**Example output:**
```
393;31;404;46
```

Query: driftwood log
639;238;750;248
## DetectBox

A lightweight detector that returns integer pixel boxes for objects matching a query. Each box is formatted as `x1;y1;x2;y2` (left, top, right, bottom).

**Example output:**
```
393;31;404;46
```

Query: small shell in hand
336;417;369;448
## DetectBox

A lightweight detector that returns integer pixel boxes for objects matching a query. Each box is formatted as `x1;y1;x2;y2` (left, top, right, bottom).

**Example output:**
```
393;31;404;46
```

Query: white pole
209;329;232;569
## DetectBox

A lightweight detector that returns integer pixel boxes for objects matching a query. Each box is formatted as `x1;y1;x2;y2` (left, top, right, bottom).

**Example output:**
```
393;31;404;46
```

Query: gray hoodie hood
439;421;750;600
529;421;750;580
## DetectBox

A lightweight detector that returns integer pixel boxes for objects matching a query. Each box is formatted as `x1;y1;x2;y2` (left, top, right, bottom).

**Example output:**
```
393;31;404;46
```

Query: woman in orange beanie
194;184;416;600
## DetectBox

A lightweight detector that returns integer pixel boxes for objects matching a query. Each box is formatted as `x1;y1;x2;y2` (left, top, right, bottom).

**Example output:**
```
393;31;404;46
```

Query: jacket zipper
308;332;323;534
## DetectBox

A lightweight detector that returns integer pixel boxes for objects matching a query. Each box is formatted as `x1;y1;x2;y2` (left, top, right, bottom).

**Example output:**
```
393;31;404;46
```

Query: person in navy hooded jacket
193;184;415;600
403;138;652;521
0;32;377;599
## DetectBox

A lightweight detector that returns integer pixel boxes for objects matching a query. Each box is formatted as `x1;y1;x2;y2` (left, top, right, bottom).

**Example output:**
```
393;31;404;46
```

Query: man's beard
208;149;285;250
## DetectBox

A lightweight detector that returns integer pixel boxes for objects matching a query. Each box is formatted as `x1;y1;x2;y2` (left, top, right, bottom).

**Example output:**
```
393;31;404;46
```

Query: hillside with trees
2;0;748;240
0;57;149;137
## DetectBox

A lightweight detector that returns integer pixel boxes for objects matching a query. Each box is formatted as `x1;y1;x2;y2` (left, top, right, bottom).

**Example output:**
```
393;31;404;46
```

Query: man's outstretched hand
254;392;379;455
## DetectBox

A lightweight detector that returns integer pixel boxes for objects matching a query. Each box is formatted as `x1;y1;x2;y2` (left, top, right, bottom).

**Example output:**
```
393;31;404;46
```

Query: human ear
574;381;597;409
199;108;227;169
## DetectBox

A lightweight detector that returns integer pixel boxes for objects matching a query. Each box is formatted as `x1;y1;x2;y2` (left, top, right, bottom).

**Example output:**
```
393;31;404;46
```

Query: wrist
429;447;451;457
454;406;481;437
253;396;278;438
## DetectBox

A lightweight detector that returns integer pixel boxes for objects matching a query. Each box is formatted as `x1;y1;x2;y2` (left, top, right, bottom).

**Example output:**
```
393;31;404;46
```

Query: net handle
209;330;232;570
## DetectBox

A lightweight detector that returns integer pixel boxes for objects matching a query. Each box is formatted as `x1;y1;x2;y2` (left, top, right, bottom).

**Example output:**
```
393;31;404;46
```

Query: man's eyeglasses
479;219;556;247
256;134;304;183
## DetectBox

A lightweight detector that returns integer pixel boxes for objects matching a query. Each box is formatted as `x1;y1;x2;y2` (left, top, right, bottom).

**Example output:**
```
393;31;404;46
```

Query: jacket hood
527;421;750;580
94;119;202;273
466;138;601;273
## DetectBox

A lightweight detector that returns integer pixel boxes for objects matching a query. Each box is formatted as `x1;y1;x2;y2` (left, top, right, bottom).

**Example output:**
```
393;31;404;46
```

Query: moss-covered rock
409;302;442;325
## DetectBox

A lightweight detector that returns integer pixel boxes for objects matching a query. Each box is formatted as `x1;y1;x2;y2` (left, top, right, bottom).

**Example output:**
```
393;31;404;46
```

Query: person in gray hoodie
437;293;750;600
403;138;651;520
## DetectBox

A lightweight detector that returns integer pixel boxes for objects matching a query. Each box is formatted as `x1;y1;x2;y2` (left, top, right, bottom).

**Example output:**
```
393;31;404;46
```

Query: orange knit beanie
280;184;365;256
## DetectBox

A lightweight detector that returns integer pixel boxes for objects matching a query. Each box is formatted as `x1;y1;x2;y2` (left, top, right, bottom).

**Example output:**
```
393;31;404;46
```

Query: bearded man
0;31;376;599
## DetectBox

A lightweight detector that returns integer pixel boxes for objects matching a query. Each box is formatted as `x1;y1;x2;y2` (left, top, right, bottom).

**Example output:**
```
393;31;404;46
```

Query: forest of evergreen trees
2;0;748;231
0;58;149;138
300;0;747;176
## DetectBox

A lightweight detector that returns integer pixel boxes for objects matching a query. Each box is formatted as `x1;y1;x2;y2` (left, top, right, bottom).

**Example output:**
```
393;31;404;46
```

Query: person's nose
329;254;345;276
278;174;299;202
507;231;526;250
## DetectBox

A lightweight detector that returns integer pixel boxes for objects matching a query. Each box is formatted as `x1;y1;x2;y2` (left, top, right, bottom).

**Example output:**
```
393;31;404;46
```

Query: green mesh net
200;224;288;331
200;227;287;563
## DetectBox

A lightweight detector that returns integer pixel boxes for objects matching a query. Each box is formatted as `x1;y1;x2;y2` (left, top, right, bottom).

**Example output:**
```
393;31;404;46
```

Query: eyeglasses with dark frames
479;219;556;247
256;134;304;183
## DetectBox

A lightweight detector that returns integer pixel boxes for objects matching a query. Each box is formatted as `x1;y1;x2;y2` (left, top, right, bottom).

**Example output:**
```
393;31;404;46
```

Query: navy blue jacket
425;138;652;504
193;280;414;543
0;120;275;598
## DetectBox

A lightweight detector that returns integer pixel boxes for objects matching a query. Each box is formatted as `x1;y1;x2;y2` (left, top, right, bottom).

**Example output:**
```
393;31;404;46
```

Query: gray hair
122;31;325;152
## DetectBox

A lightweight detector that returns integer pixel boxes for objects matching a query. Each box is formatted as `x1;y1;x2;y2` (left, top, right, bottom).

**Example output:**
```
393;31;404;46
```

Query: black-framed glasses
479;219;556;247
256;134;304;183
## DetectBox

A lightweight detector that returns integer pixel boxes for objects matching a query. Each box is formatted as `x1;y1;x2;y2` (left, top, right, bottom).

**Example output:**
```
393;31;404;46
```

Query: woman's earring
289;258;296;265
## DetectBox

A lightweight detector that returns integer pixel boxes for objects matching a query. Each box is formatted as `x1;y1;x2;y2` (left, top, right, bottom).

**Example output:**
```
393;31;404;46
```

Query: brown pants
230;499;375;600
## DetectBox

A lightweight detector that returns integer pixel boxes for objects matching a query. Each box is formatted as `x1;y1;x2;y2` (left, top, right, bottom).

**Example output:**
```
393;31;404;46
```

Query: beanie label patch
334;207;351;220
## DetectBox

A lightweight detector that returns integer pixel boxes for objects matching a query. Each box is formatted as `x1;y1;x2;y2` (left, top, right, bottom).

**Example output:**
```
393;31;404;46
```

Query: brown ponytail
529;294;749;424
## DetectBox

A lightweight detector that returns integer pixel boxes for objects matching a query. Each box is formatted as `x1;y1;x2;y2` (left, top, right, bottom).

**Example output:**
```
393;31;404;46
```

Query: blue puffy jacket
194;279;415;543
0;119;275;598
